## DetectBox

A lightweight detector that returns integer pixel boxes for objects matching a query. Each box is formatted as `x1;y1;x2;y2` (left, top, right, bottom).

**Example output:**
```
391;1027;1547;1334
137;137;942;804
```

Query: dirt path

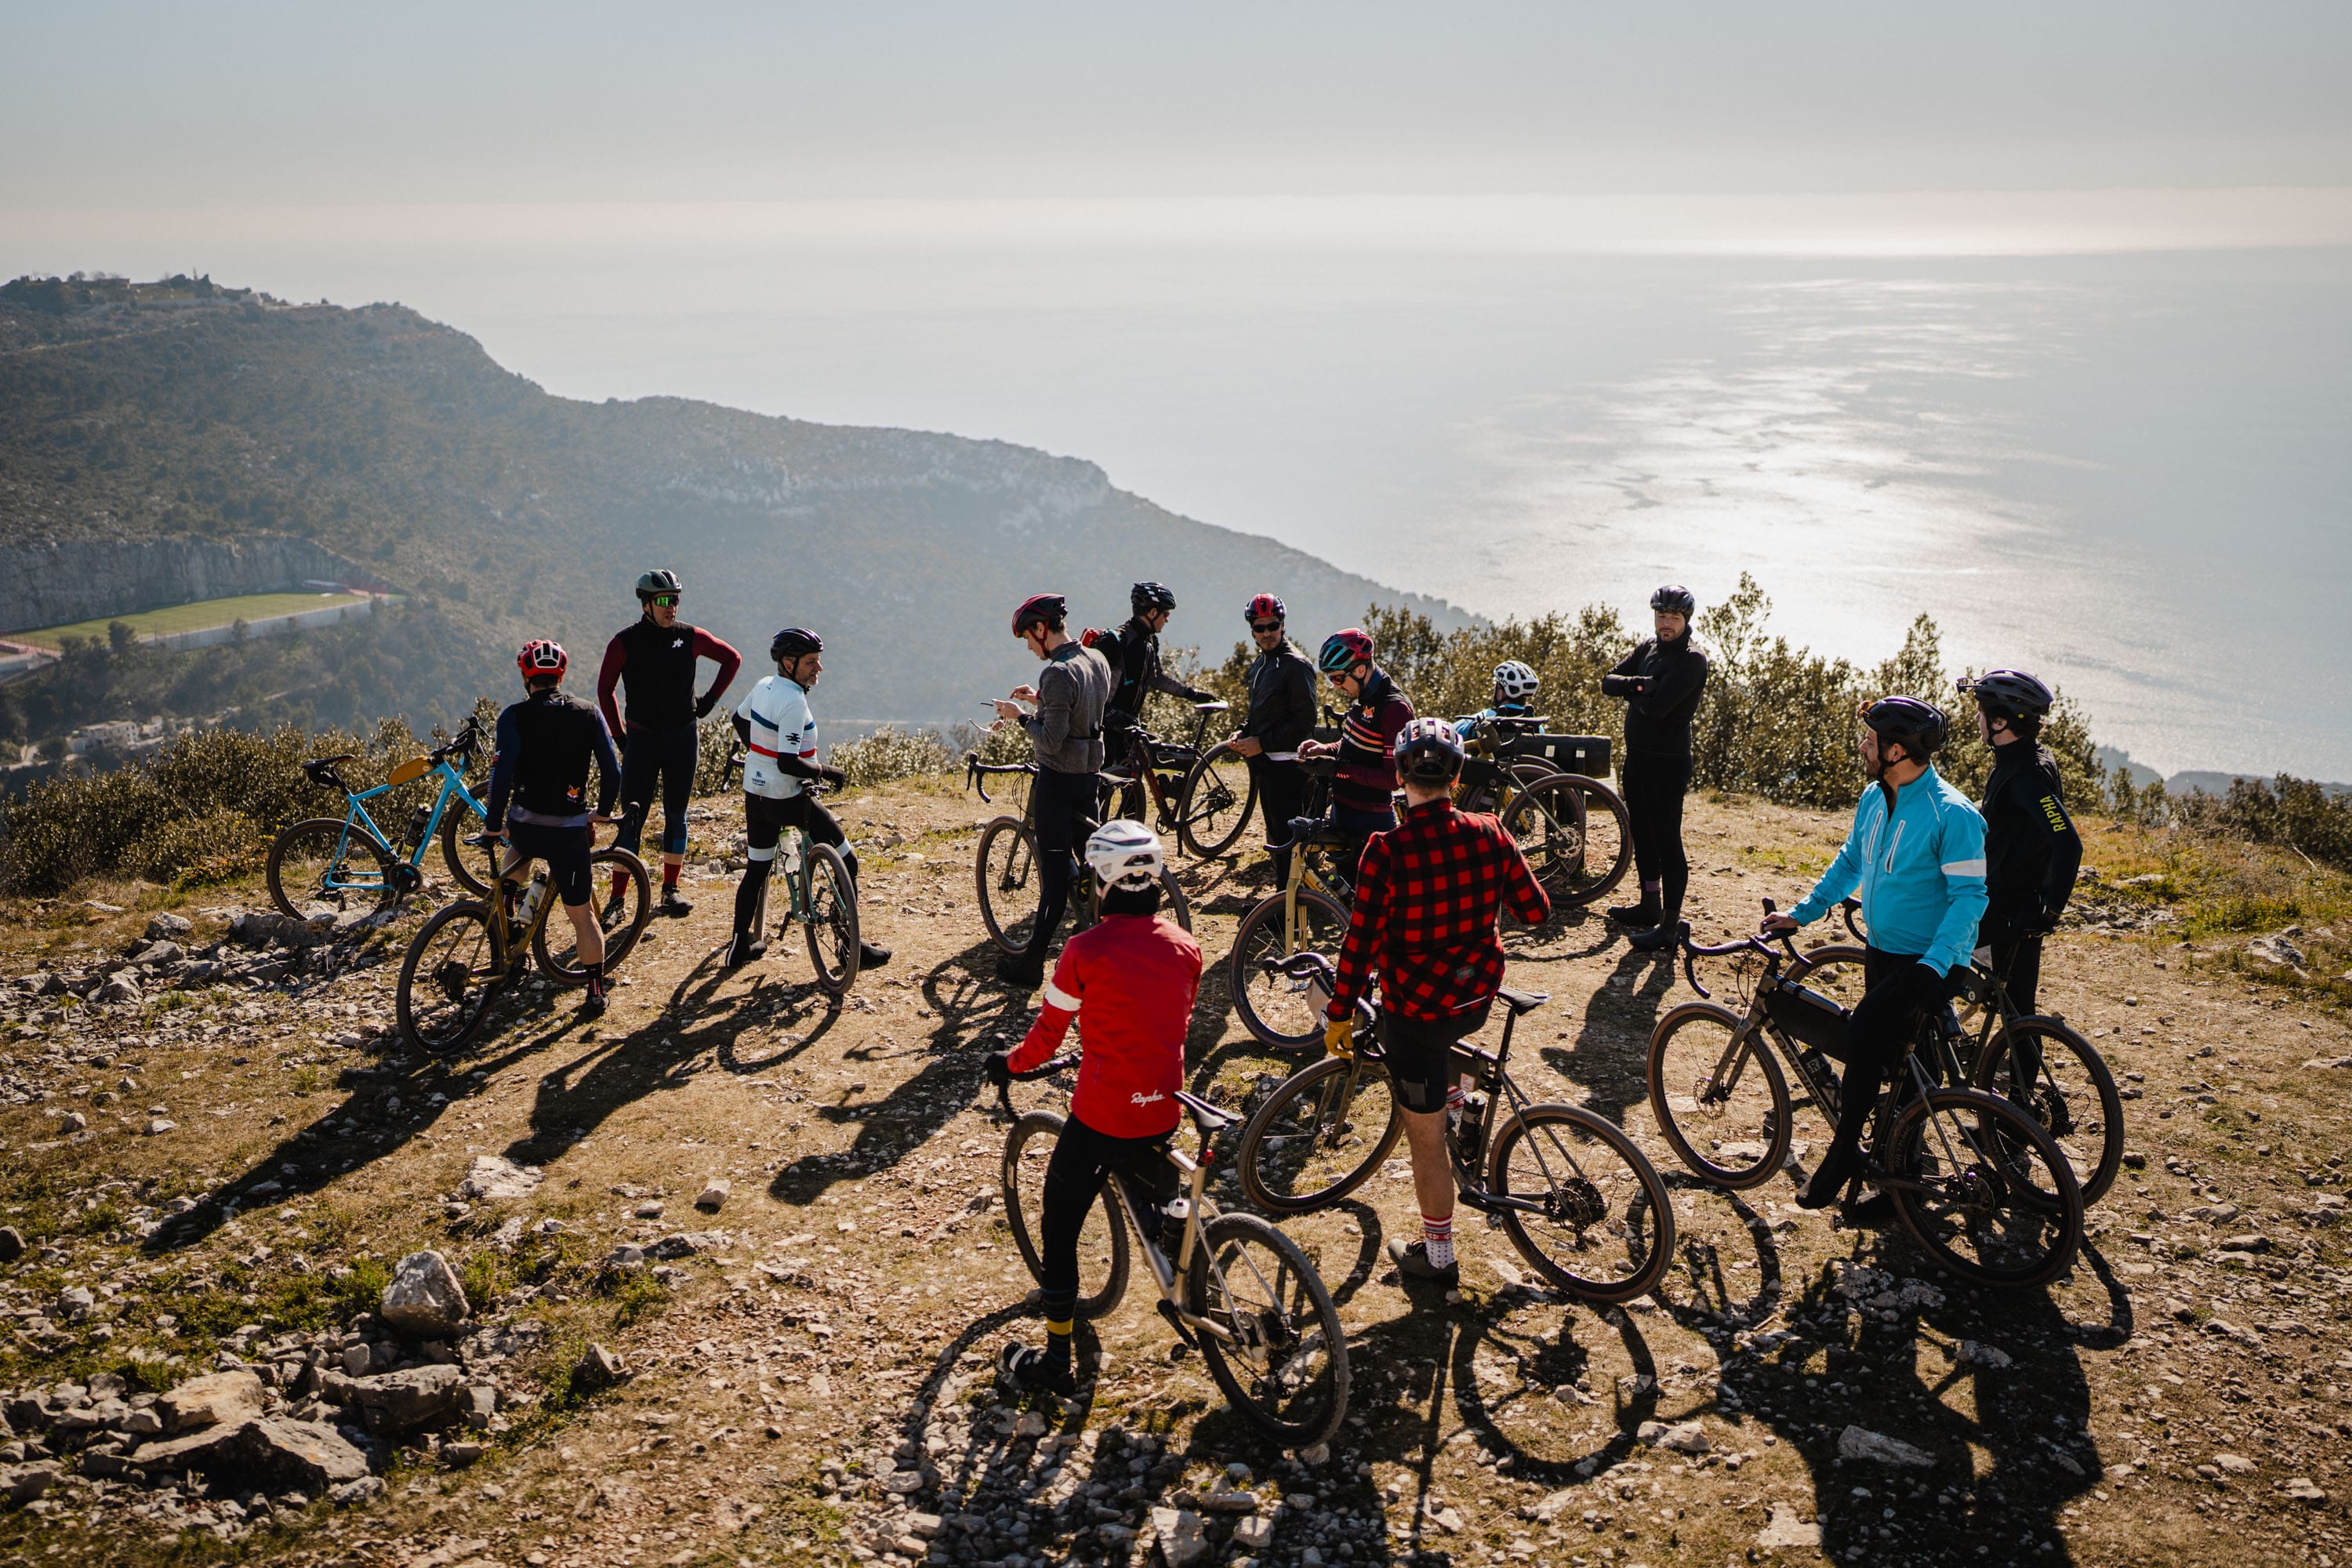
1;780;2348;1566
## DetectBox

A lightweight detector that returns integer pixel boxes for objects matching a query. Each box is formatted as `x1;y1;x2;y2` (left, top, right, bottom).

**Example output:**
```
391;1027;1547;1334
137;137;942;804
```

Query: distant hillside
2096;746;2351;800
0;272;1465;731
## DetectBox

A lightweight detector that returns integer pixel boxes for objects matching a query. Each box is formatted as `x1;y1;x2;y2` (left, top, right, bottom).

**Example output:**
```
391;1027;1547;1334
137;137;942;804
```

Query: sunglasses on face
1250;621;1283;634
649;593;680;608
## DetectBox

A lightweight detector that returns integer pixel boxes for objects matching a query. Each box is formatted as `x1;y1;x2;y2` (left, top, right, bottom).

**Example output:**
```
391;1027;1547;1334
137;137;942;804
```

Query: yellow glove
1324;1017;1355;1058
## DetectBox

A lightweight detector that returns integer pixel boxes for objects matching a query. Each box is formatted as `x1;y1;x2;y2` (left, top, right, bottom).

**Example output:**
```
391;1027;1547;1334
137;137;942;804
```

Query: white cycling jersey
737;675;818;800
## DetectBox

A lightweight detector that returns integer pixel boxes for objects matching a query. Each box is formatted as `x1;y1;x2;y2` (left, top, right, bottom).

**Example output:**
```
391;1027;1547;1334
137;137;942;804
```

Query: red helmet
517;639;568;680
1012;593;1066;636
1317;628;1374;674
1244;593;1286;624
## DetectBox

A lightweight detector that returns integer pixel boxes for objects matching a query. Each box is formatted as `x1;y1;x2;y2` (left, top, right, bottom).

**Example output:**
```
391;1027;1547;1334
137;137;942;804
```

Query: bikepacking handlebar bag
1764;976;1852;1061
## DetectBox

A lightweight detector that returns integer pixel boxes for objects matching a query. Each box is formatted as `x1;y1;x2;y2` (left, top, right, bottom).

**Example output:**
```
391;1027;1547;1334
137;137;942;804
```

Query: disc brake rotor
1549;1177;1609;1230
432;960;471;1005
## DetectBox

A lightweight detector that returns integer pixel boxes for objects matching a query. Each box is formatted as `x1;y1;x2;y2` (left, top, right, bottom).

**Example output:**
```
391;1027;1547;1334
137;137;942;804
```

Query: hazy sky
7;2;2350;212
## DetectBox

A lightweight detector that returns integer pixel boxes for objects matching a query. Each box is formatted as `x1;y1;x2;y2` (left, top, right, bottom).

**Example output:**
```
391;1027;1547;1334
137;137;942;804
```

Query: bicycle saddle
302;754;355;781
1497;987;1549;1017
1173;1090;1237;1132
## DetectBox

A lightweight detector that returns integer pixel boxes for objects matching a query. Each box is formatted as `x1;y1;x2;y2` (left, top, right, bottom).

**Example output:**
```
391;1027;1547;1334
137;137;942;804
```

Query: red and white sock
1421;1214;1455;1270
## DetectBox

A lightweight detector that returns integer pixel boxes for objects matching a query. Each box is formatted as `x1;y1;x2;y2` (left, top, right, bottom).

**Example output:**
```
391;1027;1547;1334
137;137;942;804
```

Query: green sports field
9;590;375;650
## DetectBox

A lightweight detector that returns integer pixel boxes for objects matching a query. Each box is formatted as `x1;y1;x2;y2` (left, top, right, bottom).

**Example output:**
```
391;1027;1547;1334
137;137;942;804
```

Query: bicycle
1105;701;1259;859
721;745;863;997
1234;953;1675;1303
1226;761;1371;1051
267;716;496;918
994;1054;1349;1447
966;752;1193;956
1482;728;1632;911
394;827;652;1054
1805;898;2122;1205
1643;900;2083;1289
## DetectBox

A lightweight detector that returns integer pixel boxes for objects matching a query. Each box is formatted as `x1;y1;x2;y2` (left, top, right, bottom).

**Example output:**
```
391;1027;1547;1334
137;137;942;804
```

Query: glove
820;765;848;789
982;1052;1013;1089
695;691;719;720
1323;1017;1355;1058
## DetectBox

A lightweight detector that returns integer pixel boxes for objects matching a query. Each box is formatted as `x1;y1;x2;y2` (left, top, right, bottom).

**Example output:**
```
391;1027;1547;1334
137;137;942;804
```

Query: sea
26;232;2352;779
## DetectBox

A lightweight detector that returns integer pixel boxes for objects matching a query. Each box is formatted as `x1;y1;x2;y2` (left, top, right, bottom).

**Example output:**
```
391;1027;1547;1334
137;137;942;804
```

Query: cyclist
983;822;1202;1396
990;593;1115;988
1453;659;1543;745
1093;581;1214;817
597;568;742;920
1603;585;1711;953
1958;670;2081;1015
1322;717;1550;1288
724;628;893;973
1298;627;1415;891
1763;697;1987;1213
1225;593;1316;886
484;640;623;1020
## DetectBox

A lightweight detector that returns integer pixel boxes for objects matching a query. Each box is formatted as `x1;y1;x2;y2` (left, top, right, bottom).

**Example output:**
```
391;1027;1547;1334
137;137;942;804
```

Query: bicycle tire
438;795;493;896
1185;1210;1349;1448
975;817;1039;956
532;848;652;985
1234;1054;1403;1214
1000;1110;1131;1319
1461;758;1557;818
395;901;506;1055
266;818;401;921
1646;1001;1794;1189
803;842;863;996
1487;1102;1676;1305
1174;742;1258;859
1157;868;1193;935
1883;1086;2082;1290
1503;773;1632;906
1228;887;1352;1051
1970;1017;2124;1207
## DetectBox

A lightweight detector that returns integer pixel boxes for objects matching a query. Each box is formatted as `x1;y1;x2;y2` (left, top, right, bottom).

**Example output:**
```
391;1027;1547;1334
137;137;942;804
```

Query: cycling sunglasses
648;593;681;608
1250;619;1283;634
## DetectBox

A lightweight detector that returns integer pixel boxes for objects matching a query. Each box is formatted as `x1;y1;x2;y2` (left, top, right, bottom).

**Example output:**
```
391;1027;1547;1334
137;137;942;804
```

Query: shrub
833;724;959;789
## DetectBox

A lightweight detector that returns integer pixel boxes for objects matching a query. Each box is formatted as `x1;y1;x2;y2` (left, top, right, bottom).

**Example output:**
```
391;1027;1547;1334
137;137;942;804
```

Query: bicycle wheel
437;795;493;896
533;848;652;985
975;817;1040;956
1971;1018;2123;1207
1175;742;1258;859
1185;1211;1348;1448
1790;944;1871;1011
267;818;400;920
1499;775;1610;908
1487;1103;1675;1304
1158;869;1193;935
803;842;863;996
1228;888;1352;1051
1235;1054;1403;1214
1000;1110;1131;1319
1883;1087;2082;1289
1646;1002;1793;1188
1461;760;1555;818
395;901;506;1055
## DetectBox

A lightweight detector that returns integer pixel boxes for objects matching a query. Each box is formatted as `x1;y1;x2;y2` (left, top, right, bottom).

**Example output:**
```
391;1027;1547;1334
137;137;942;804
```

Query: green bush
833;724;959;788
2170;775;2352;873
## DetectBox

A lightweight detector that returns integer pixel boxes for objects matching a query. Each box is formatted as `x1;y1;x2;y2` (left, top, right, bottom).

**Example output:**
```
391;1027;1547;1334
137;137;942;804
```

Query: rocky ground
0;778;2346;1568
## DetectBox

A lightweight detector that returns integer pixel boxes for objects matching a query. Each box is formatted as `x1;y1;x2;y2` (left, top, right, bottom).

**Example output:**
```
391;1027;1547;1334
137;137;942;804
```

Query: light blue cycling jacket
1791;764;1989;975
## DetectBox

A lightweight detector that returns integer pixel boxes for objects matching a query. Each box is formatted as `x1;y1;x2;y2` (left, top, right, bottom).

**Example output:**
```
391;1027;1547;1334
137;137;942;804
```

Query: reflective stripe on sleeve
1042;980;1080;1012
1943;858;1987;877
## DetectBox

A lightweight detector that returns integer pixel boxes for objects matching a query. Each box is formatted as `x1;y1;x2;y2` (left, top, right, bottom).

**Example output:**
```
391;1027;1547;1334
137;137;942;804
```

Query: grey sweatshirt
1022;641;1113;774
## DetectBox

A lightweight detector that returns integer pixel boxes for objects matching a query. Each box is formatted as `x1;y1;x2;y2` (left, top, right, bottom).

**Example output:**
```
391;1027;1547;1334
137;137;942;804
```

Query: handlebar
430;716;485;765
1256;953;1376;1024
993;1051;1079;1113
1838;898;1865;942
964;750;1037;805
1670;898;1806;999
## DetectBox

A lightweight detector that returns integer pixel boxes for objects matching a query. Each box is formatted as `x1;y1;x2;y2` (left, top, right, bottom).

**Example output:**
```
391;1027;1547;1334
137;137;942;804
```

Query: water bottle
401;803;431;851
515;871;548;932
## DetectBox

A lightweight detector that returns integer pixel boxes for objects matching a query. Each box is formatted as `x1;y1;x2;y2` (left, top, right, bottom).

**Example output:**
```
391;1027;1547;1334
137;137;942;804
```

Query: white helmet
1493;660;1541;702
1084;820;1164;892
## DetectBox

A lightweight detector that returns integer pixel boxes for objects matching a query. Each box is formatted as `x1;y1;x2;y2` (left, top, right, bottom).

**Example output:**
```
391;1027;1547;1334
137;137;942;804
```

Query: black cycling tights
1039;1114;1177;1323
1814;947;1952;1192
731;792;857;943
1621;750;1693;915
1022;768;1099;967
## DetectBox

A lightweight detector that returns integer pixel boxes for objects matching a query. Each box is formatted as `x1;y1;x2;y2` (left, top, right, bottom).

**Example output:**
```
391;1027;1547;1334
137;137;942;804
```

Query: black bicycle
967;753;1192;956
1644;902;2082;1290
994;1054;1349;1447
1235;953;1675;1303
1106;701;1258;859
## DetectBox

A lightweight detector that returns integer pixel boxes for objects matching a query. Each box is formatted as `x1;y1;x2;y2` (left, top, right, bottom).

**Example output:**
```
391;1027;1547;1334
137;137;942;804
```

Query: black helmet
636;568;682;601
1012;593;1066;636
1650;584;1696;616
1131;581;1176;616
771;627;823;662
1862;695;1949;760
1956;670;2053;719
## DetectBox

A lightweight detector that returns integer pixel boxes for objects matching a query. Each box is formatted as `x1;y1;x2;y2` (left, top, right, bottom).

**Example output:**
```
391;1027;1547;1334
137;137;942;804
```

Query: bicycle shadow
1649;1177;1789;1334
1540;945;1679;1128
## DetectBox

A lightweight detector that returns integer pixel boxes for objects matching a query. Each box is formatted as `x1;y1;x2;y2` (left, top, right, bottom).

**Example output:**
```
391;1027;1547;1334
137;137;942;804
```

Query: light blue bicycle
265;716;495;917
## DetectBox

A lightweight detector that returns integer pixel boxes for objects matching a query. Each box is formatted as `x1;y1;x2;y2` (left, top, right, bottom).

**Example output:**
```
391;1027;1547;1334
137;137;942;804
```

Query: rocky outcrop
0;537;390;636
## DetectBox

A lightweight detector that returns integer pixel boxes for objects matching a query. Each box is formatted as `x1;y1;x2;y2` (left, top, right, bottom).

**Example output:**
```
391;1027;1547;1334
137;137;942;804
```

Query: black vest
505;691;604;819
614;616;702;731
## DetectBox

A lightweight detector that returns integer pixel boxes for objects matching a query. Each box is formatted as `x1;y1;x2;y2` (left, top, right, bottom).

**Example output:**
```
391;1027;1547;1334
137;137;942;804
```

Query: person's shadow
1541;944;1679;1130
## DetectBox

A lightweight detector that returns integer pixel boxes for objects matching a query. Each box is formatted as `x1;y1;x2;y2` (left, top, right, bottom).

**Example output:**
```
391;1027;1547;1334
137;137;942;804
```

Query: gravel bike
1446;713;1633;908
966;752;1192;955
723;746;863;996
1234;953;1675;1302
394;828;651;1054
267;716;495;917
1105;701;1258;858
1809;898;2122;1204
1645;901;2083;1289
1225;761;1359;1051
994;1054;1349;1447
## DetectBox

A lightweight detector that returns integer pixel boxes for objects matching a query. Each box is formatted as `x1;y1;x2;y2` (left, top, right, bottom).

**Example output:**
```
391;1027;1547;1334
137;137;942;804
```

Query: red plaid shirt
1328;797;1551;1023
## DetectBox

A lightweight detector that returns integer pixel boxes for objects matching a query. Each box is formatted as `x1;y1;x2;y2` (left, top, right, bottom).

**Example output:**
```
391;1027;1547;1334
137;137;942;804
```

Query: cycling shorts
1381;998;1494;1115
506;821;593;908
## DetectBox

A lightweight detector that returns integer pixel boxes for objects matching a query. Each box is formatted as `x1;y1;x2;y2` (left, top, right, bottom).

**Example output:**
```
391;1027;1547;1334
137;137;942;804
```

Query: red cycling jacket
1007;914;1202;1138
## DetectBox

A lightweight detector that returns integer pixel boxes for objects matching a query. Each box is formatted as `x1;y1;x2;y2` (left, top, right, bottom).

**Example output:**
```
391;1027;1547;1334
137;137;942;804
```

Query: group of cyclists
481;571;2085;1396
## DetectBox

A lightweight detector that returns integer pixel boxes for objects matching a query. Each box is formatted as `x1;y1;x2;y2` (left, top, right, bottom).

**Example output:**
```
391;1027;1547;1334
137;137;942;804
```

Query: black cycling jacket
1240;641;1316;756
1979;739;2082;946
1602;635;1710;756
1098;616;1207;724
487;690;621;829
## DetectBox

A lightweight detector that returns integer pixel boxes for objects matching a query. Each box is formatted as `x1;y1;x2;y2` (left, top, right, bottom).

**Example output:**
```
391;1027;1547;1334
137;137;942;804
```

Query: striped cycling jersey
735;675;818;800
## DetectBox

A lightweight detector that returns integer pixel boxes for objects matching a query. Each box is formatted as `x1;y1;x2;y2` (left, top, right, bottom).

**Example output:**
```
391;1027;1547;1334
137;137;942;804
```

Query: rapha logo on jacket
1130;1090;1167;1108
